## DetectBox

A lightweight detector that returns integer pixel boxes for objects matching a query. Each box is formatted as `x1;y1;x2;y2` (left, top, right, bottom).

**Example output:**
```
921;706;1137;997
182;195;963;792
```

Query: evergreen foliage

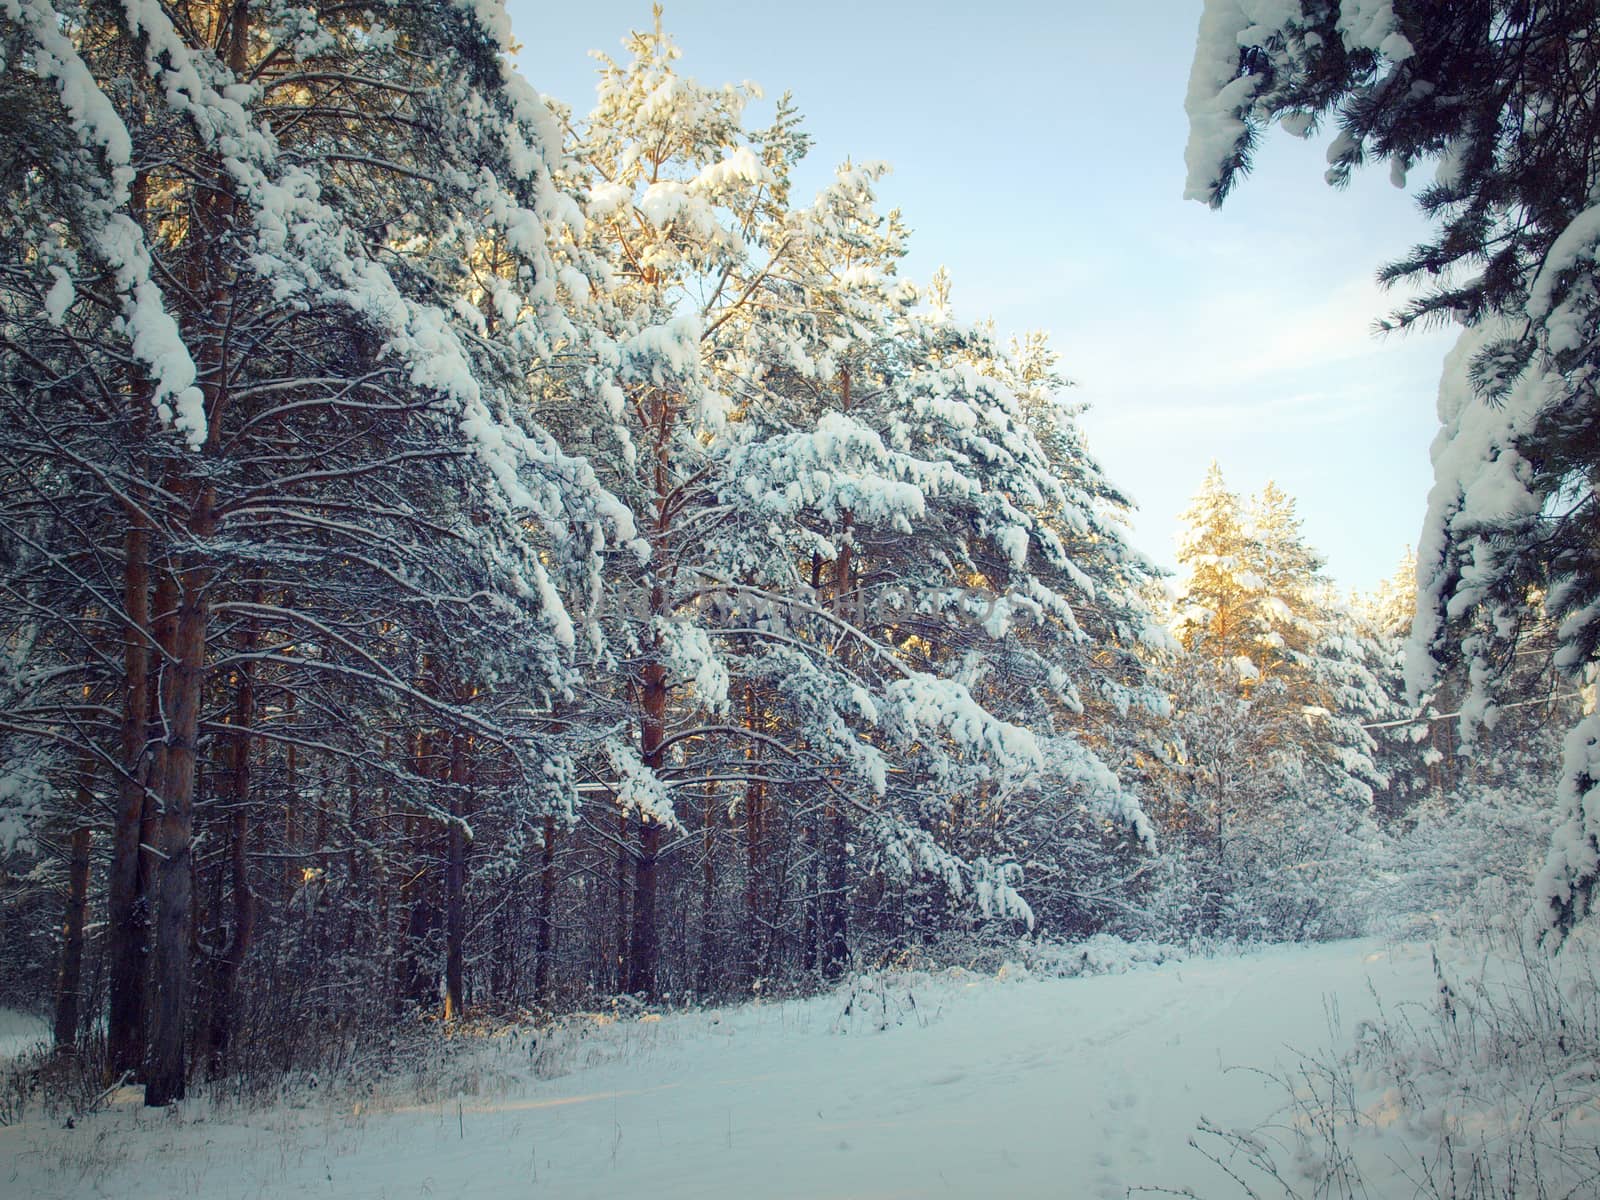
0;3;1179;1100
0;0;1581;1110
1186;0;1600;930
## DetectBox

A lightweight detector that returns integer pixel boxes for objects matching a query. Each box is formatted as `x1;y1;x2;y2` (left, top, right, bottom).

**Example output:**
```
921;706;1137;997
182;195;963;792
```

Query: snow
0;1008;47;1062
1537;709;1600;925
1;939;1443;1200
1406;320;1553;702
1526;202;1600;342
450;0;513;51
1338;0;1414;63
7;0;206;444
658;618;730;712
1186;0;1418;205
0;757;50;850
996;522;1029;568
603;738;677;828
693;146;773;192
41;267;74;326
1183;0;1269;206
7;0;134;198
885;673;1040;778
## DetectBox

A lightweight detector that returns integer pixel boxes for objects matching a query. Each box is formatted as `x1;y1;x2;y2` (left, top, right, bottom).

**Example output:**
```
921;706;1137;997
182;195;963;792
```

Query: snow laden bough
7;0;632;583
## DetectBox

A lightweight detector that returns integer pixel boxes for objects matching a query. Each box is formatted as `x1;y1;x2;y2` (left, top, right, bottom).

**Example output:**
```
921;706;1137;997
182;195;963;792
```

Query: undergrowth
1164;926;1600;1199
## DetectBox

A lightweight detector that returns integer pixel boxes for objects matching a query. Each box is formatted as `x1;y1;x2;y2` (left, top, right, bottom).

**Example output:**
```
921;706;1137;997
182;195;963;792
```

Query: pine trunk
203;653;255;1077
744;777;764;984
107;510;152;1079
626;645;669;997
821;802;849;980
820;437;853;981
145;489;216;1107
52;816;92;1053
443;731;468;1022
695;782;716;996
399;731;437;1009
534;815;557;1008
627;820;662;996
613;807;630;993
624;384;676;1000
801;822;818;975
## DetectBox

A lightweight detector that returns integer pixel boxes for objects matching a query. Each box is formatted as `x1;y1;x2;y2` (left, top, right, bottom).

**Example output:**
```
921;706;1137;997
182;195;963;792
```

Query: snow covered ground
2;939;1442;1199
0;1008;48;1063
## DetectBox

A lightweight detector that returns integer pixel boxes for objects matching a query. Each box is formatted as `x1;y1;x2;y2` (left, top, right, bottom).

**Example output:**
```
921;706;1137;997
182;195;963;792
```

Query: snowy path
3;940;1437;1199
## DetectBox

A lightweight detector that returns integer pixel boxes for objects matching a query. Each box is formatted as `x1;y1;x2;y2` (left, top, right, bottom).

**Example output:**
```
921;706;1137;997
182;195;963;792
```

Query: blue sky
506;0;1458;595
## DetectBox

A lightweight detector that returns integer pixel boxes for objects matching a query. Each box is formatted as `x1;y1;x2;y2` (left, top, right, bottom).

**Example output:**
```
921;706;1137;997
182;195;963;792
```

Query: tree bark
740;687;764;985
626;644;669;997
821;802;849;980
613;806;630;993
52;813;93;1054
820;420;854;981
399;730;438;1009
107;508;152;1079
203;652;255;1077
624;383;677;1000
442;730;468;1022
534;814;557;1009
145;503;215;1106
626;820;662;997
801;821;819;975
744;779;764;984
144;0;245;1093
695;780;716;996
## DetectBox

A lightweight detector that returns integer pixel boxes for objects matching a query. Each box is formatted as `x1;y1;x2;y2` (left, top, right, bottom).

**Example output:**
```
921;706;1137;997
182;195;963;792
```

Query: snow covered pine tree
1185;0;1600;931
0;0;629;1100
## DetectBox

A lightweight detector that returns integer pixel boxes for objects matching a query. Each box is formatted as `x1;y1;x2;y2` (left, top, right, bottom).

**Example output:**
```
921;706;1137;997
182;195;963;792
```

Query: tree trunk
625;383;678;1001
744;777;764;985
534;814;557;1009
821;802;849;980
107;509;152;1079
695;781;716;996
145;490;216;1107
399;731;438;1010
376;735;393;1000
741;687;764;986
801;821;818;975
613;807;630;993
139;568;177;985
820;437;854;981
626;645;669;998
401;887;436;1009
283;688;298;895
52;815;93;1053
442;731;468;1022
627;820;662;997
203;654;255;1077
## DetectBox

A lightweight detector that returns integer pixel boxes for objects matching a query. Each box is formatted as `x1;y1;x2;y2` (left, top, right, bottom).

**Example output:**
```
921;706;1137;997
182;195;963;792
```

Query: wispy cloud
1061;273;1453;410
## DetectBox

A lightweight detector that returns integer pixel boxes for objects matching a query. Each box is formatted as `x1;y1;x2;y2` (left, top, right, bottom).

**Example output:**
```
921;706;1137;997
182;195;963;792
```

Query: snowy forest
3;2;1600;1196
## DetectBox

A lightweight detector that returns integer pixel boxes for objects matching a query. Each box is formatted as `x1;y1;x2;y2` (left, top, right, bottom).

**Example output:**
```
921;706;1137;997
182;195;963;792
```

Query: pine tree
1248;482;1323;690
1166;467;1389;925
1184;0;1600;930
1172;462;1266;686
1355;551;1443;819
0;0;629;1099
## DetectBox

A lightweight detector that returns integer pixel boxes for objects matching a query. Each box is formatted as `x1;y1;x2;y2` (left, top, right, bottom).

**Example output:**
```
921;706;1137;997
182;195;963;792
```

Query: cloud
1067;274;1446;405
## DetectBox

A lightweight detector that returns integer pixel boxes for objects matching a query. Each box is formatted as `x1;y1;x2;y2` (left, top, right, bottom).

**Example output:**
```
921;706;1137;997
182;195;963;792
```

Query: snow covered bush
1375;787;1557;938
1143;651;1383;944
1359;694;1567;937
